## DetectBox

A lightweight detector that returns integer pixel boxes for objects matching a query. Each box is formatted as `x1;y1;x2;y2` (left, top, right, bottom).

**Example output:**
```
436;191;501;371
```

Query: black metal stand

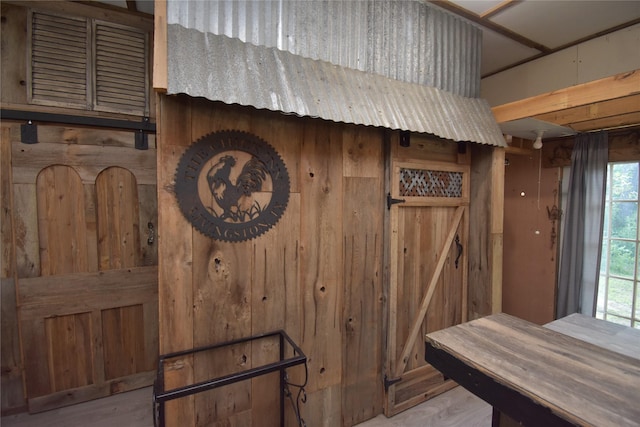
153;330;307;427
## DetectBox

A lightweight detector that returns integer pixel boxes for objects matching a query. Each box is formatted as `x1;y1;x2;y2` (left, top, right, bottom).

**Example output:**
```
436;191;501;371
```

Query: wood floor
1;385;491;427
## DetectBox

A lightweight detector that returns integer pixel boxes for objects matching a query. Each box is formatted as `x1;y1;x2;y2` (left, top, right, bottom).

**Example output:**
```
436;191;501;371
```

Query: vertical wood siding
158;96;385;426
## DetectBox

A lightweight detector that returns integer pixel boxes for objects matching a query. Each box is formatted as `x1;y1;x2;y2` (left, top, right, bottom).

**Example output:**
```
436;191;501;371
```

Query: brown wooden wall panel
96;167;142;270
299;120;345;402
157;94;196;426
45;312;94;393
13;182;41;279
19;267;157;406
36;165;89;276
102;304;152;380
0;4;28;105
341;176;384;425
12;140;157;185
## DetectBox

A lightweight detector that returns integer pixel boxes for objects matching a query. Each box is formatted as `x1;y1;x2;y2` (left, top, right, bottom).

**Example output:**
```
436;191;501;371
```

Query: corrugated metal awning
167;24;506;147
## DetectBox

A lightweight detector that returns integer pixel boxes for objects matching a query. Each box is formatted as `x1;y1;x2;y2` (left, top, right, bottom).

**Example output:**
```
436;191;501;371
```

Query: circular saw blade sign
174;130;290;242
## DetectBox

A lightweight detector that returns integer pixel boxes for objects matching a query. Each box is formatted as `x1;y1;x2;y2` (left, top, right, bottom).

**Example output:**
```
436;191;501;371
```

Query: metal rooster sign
174;130;290;242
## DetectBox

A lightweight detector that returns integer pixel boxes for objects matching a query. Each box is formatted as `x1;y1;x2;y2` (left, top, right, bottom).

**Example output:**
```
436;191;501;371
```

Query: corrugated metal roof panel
167;25;506;147
166;0;481;98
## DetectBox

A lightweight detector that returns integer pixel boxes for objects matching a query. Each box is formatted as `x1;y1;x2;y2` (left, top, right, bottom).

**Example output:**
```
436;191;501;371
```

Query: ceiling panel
480;29;542;76
448;0;502;16
491;1;640;49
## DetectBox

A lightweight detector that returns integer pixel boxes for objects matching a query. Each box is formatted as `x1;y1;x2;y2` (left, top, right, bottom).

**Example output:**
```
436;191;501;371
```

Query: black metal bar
425;341;578;427
155;353;306;402
279;333;285;427
0;109;156;133
158;330;284;362
154;329;307;427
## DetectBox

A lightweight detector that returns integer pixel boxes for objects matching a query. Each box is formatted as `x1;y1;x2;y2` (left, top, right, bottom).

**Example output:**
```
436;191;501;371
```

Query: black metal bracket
387;193;406;210
20;120;38;144
135;129;148;150
384;374;401;391
153;330;307;427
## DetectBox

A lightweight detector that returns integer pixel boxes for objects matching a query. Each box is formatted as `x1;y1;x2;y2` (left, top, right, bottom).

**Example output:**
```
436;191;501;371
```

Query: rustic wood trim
480;0;521;19
569;111;640;132
492;69;640;123
153;0;167;92
542;126;640;168
11;140;157;185
27;371;155;414
18;266;158;318
5;1;153;31
393;206;464;378
490;149;505;314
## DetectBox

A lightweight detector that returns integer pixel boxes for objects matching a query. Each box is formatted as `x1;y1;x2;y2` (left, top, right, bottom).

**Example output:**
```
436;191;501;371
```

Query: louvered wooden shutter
94;22;148;115
30;12;89;108
29;11;148;116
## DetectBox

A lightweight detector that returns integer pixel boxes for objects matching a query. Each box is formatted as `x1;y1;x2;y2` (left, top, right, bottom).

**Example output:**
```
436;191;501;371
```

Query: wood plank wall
157;95;386;427
157;95;503;426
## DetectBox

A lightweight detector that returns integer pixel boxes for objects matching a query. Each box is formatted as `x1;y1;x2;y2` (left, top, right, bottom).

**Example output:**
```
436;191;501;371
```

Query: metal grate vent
399;168;463;198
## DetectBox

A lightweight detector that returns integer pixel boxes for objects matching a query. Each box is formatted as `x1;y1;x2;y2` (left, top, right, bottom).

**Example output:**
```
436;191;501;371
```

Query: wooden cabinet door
384;160;469;416
7;126;158;413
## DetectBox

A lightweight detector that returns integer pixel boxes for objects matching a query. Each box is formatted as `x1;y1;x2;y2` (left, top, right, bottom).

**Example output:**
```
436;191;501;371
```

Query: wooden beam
427;1;550;53
153;0;168;92
480;0;522;19
533;94;640;127
492;69;640;123
569;112;640;132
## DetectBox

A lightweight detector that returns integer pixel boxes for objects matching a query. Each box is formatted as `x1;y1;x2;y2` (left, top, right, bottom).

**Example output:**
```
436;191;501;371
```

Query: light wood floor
1;385;491;427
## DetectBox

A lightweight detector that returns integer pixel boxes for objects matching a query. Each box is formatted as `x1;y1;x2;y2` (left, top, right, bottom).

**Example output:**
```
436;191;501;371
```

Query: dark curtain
556;131;608;318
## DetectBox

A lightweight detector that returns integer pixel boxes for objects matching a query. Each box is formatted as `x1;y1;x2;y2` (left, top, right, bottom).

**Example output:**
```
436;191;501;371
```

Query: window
29;10;149;116
598;162;640;328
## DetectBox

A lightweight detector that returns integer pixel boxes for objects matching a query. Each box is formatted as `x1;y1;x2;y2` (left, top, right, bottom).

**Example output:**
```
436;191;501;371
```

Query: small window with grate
29;10;149;116
399;168;463;198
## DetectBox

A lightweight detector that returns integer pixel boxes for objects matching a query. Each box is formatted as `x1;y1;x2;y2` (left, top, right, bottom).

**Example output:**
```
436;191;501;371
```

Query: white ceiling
431;0;640;77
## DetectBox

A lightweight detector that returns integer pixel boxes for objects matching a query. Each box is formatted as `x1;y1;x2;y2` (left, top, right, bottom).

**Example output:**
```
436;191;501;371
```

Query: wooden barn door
384;159;469;416
6;125;158;413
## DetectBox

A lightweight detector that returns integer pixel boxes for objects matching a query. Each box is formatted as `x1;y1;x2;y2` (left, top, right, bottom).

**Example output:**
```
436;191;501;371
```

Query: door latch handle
455;234;463;269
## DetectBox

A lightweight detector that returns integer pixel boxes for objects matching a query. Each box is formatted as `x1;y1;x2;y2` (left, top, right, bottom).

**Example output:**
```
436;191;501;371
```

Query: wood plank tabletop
545;313;640;361
425;313;640;427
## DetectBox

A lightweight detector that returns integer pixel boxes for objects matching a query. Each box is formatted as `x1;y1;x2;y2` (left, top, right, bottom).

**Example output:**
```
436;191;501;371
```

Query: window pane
610;202;637;238
609;240;636;278
606;277;633;318
606;314;632;327
636;287;639;320
602;202;610;239
611;163;638;200
597;275;607;315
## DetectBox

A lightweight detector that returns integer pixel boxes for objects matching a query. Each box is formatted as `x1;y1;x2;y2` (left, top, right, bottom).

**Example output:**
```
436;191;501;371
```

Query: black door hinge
384;374;402;391
387;193;406;210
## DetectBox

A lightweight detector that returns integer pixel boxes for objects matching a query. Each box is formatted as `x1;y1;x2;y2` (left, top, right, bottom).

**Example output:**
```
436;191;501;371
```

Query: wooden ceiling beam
492;69;640;123
427;0;550;53
480;0;522;19
533;94;640;127
568;112;640;132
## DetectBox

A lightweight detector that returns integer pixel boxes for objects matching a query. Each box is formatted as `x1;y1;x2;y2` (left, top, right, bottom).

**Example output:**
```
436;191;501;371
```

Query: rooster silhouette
206;155;269;221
